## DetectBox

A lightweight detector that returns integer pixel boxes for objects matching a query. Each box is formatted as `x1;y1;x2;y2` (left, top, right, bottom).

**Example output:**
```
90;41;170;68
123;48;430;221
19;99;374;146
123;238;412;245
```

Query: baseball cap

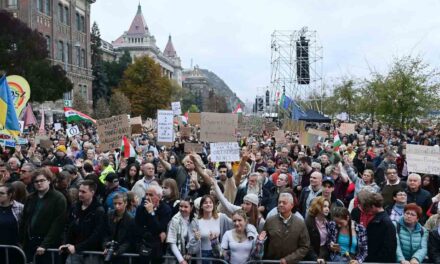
257;166;267;173
62;164;78;175
322;176;335;186
105;172;119;183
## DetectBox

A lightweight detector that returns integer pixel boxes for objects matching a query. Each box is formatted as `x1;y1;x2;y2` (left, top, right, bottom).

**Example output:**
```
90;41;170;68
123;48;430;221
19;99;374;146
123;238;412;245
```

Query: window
58;3;64;23
37;0;43;12
76;46;81;66
45;35;51;53
7;0;18;8
57;40;64;61
76;12;80;31
66;43;71;64
81;49;86;68
80;85;88;99
80;15;85;32
64;6;69;25
45;0;50;15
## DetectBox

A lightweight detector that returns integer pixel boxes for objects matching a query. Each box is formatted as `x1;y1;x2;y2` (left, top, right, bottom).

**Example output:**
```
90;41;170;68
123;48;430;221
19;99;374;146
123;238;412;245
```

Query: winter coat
428;229;440;264
395;218;428;263
364;211;397;263
103;210;136;255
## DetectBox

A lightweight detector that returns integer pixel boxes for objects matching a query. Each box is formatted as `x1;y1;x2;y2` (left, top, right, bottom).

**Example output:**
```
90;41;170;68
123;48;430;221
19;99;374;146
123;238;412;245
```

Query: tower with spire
112;3;182;85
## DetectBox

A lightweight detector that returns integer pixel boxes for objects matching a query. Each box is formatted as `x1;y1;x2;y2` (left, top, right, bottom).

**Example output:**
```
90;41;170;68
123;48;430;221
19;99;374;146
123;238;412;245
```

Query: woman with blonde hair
162;178;180;215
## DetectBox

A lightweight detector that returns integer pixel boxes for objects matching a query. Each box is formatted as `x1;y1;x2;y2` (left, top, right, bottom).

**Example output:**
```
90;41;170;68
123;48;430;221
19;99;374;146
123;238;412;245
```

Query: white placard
19;121;24;133
210;142;240;162
54;123;62;131
157;110;174;142
66;125;81;138
171;102;182;116
407;144;440;175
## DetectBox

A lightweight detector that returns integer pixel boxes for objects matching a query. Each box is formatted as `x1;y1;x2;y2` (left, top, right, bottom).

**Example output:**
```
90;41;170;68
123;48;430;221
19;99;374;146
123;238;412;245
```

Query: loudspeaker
296;36;310;84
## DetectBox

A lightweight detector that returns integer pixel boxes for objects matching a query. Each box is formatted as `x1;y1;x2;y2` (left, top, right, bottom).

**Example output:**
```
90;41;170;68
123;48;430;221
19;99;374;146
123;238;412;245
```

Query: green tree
187;104;200;113
374;56;440;128
103;50;132;97
93;97;111;119
331;79;359;121
117;55;172;118
0;10;72;102
73;90;91;115
357;74;382;121
109;90;132;116
91;22;108;104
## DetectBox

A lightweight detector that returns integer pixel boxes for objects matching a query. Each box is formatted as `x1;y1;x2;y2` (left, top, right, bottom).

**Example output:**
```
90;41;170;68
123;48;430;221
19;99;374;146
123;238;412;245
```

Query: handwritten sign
171;102;182;116
274;130;286;144
157;110;174;143
200;113;238;142
210;142;240;162
188;113;201;125
184;143;204;153
54;123;62;131
97;115;131;151
339;123;356;135
406;144;440;174
180;126;192;138
299;132;323;147
130;116;143;134
308;128;328;139
66;125;80;138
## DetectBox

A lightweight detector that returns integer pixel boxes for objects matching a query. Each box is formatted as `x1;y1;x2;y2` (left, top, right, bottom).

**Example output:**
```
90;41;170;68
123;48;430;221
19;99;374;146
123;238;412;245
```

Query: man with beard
158;154;196;199
234;172;261;206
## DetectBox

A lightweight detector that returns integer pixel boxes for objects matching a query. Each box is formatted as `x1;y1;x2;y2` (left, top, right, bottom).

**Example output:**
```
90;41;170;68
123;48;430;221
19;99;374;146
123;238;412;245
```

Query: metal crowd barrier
0;244;27;264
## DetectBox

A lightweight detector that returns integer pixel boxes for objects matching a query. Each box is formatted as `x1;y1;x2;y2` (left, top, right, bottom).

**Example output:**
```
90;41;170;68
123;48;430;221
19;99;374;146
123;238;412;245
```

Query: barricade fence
0;244;27;264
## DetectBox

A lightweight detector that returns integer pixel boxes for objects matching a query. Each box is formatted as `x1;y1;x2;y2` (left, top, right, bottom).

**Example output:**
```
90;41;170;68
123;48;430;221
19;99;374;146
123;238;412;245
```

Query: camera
104;240;119;262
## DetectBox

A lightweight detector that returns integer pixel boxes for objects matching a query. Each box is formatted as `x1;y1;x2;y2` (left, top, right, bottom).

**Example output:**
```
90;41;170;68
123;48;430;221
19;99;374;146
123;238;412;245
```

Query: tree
187;104;200;113
91;22;108;105
93;98;111;119
357;74;382;121
331;79;359;121
103;50;132;97
117;55;172;118
203;89;228;113
73;90;91;115
109;90;131;116
374;56;440;128
0;10;72;102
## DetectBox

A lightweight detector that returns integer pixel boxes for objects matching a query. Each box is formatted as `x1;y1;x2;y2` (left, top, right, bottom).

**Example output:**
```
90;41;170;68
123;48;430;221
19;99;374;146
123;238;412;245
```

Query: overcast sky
91;0;440;103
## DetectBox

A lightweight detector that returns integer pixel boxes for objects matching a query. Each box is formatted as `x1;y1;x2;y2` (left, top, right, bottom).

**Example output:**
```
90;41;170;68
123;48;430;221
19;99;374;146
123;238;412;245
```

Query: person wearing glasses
19;168;67;263
19;163;36;193
395;203;428;264
381;165;407;207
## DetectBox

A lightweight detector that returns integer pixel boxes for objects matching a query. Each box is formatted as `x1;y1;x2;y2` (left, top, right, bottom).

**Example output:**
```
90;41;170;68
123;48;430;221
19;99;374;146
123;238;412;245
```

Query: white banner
66;125;81;138
157;110;174;143
54;123;62;131
171;102;182;116
407;144;440;175
210;142;240;162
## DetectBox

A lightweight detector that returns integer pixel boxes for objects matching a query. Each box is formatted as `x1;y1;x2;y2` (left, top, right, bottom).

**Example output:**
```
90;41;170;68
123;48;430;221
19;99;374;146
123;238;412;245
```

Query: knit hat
55;145;67;153
243;193;259;206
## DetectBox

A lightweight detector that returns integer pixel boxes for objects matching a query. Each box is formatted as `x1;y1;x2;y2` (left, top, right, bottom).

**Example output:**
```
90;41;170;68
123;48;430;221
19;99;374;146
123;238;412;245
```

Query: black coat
364;211;397;263
428;229;440;264
406;188;432;224
104;211;136;255
66;199;107;251
304;215;328;260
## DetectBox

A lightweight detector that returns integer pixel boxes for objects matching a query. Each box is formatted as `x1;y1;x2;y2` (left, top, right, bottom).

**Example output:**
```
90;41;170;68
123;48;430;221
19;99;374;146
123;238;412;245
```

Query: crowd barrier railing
0;244;27;264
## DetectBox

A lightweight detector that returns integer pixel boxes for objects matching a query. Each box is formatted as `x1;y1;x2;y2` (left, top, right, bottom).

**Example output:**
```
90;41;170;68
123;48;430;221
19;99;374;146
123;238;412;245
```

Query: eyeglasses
34;179;48;184
404;211;417;217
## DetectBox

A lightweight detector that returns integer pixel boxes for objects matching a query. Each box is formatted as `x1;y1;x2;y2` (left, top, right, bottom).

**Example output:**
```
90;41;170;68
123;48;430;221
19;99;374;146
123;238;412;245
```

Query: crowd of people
0;120;439;264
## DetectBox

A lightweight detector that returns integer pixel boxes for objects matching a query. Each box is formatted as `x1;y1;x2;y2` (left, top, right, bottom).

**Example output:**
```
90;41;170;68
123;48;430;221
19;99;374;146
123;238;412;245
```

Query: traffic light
265;90;270;106
257;97;264;112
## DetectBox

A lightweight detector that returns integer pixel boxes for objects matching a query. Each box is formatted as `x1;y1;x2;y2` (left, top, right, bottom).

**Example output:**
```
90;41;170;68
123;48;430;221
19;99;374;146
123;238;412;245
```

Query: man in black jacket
135;184;172;264
60;180;107;264
406;173;432;224
359;192;397;263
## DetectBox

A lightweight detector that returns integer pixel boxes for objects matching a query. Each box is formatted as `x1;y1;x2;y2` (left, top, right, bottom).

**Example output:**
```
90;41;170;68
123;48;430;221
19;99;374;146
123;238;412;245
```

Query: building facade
111;3;182;85
0;0;95;110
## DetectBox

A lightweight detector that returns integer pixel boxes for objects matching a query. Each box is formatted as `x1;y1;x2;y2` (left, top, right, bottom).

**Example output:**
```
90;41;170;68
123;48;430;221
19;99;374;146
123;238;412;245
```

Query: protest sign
308;128;328;139
34;135;49;145
17;137;28;145
40;139;53;149
184;143;204;153
274;130;286;144
157;110;174;143
130;116;143;134
282;119;305;134
171;102;182;116
339;123;356;135
188;113;201;125
4;140;15;148
210;142;240;162
19;120;24;133
97;115;131;151
200;113;238;142
144;118;156;130
406;144;440;174
180;126;192;138
66;125;81;138
54;123;62;131
299;132;323;147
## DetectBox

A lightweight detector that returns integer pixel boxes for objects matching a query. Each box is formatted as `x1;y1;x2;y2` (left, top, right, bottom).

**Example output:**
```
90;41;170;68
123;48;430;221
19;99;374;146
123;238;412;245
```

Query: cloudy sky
91;0;440;103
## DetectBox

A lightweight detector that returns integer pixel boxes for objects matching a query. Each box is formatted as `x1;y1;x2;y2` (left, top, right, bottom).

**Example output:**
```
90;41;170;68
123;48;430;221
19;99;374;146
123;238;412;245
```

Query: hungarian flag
333;130;342;151
181;112;189;124
233;104;243;114
64;107;96;124
120;135;136;158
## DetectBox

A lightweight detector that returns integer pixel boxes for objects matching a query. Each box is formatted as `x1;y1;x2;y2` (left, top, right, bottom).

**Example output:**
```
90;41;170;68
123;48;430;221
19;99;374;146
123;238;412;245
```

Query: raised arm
158;152;172;171
234;152;250;187
189;154;213;185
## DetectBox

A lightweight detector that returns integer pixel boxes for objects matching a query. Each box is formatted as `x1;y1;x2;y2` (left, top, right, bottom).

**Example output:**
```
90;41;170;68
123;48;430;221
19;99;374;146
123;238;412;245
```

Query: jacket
263;214;310;264
20;188;67;248
299;186;322;217
364;211;397;263
406;188;432;224
304;215;329;260
395;218;428;262
428;229;440;264
104;210;136;255
66;198;107;251
327;221;368;263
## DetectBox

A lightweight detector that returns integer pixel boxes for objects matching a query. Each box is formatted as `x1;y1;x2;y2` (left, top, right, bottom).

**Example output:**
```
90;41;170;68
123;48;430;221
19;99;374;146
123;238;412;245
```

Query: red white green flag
233;104;243;114
333;130;342;151
64;107;96;124
120;135;136;158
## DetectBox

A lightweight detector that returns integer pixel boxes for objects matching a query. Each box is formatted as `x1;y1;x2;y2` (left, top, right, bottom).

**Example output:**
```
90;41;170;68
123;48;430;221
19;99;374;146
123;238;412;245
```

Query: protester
299;171;323;216
304;197;330;262
406;173;432;224
385;189;408;223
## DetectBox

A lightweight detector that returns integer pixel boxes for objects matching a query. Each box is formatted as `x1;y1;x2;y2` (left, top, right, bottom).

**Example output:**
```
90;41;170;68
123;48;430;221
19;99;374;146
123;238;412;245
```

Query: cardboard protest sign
264;121;278;132
184;143;204;153
35;135;49;145
171;102;182;116
274;130;286;144
157;110;174;143
299;132;322;147
282;119;305;134
308;128;328;139
97;115;131;152
188;113;201;125
339;123;356;135
406;144;440;174
40;139;53;149
130;116;143;134
200;113;238;142
210;142;240;162
66;125;80;138
180;127;192;138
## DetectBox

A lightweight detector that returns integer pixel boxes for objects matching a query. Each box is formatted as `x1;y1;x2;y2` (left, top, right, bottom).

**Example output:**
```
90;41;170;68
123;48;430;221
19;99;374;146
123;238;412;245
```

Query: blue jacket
395;217;428;262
